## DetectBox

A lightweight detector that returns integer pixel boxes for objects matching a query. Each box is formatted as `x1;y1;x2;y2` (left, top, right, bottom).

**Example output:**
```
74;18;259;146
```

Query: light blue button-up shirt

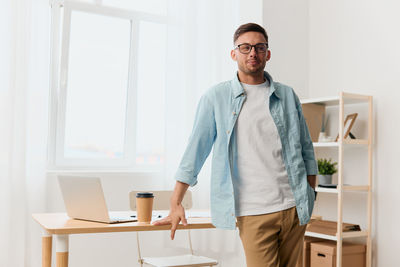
175;71;318;230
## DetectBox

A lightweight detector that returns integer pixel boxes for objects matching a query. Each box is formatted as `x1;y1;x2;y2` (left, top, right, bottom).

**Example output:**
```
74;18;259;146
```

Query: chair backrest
129;190;193;210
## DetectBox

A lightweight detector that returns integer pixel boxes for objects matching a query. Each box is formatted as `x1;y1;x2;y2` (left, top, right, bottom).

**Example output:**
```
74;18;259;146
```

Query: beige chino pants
237;207;306;267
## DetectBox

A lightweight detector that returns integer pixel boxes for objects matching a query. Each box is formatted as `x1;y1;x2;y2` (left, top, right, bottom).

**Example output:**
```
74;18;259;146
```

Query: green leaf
317;158;338;175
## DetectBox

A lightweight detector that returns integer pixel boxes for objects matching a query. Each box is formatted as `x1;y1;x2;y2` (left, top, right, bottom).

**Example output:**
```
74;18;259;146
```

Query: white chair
129;190;218;267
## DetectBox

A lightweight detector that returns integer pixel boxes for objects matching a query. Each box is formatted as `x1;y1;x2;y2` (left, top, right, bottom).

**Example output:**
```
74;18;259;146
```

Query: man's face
231;31;270;76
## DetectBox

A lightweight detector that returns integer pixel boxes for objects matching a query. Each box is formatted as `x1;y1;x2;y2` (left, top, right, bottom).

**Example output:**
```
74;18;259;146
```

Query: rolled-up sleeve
174;94;216;186
295;96;318;175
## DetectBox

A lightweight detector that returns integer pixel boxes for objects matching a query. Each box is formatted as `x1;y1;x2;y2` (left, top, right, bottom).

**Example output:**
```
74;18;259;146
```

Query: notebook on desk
58;175;137;224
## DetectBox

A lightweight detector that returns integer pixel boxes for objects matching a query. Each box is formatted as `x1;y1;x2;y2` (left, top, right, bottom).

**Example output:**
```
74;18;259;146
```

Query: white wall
308;1;400;266
263;0;309;98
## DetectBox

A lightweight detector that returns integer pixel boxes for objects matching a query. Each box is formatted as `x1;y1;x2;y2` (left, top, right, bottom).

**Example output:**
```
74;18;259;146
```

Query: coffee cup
136;192;154;222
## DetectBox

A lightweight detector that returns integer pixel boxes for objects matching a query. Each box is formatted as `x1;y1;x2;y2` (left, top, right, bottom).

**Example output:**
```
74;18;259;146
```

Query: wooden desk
32;211;214;267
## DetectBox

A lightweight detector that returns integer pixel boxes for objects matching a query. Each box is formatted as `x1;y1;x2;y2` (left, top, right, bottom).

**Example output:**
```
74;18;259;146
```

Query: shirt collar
231;71;280;99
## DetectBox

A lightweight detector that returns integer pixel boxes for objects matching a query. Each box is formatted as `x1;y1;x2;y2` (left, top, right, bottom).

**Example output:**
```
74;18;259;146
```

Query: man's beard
239;61;266;75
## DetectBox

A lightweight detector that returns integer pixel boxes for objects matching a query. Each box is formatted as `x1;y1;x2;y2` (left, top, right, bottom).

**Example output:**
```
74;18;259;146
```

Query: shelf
315;185;370;193
300;96;339;106
302;92;373;267
301;96;340;106
305;231;337;241
313;142;339;147
305;230;369;241
315;187;338;193
301;92;371;106
313;139;369;147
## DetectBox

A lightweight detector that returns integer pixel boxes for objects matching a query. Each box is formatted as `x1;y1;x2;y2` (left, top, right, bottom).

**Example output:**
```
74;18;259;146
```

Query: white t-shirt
232;80;296;217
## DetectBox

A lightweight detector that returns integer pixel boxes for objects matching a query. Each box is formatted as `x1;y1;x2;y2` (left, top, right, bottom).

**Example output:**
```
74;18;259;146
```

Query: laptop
58;175;137;224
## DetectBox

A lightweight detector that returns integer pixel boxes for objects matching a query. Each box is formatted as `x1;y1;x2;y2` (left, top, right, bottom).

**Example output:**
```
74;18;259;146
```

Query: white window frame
47;0;168;171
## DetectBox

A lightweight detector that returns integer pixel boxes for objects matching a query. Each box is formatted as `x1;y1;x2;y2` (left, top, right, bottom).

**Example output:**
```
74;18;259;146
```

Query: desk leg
42;230;52;267
55;235;69;267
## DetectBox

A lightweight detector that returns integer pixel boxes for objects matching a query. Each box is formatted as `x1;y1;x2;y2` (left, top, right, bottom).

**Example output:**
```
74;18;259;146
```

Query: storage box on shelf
300;92;373;267
296;237;325;267
310;242;366;267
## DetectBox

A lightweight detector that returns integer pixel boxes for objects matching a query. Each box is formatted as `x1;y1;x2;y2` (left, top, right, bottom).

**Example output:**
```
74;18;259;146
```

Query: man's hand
307;175;316;189
151;181;189;240
152;203;188;240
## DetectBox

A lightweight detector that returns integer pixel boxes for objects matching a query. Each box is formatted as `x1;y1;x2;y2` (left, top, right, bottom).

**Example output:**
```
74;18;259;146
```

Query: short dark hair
233;23;268;45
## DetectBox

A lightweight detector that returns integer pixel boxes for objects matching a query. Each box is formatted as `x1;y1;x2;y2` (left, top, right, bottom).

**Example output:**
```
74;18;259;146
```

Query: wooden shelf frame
301;92;373;267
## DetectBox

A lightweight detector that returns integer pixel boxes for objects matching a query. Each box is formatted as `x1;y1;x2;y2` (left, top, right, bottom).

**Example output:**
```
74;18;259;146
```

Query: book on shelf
306;220;361;236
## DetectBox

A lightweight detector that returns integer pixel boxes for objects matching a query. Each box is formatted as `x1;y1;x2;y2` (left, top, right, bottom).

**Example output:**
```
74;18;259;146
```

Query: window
48;0;167;170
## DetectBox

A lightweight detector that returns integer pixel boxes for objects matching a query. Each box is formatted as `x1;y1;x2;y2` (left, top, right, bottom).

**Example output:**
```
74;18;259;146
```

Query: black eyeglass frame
234;42;269;54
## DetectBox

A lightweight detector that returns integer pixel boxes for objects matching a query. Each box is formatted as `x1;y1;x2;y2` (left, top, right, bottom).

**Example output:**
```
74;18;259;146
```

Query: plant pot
318;174;332;185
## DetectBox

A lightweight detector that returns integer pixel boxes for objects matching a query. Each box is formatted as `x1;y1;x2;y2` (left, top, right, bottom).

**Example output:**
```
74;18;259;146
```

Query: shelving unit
301;92;373;267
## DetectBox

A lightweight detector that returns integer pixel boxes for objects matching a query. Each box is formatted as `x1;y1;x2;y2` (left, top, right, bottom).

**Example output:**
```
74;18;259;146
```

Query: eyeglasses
234;43;269;54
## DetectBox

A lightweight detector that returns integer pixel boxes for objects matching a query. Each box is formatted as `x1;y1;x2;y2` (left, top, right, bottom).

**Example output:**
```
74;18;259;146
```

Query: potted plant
317;158;338;185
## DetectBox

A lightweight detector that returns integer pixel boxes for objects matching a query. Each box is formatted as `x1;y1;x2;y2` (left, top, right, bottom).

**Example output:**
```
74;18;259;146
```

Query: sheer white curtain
0;1;50;266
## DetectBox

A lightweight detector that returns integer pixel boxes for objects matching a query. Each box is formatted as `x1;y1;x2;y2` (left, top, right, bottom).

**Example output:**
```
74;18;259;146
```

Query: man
153;23;317;267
